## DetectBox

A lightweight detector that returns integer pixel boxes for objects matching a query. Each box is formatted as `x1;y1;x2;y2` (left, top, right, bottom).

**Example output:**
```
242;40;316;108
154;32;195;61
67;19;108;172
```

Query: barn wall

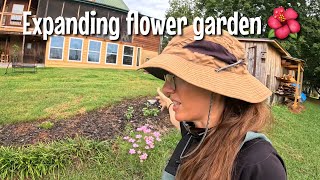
241;41;289;105
265;44;285;105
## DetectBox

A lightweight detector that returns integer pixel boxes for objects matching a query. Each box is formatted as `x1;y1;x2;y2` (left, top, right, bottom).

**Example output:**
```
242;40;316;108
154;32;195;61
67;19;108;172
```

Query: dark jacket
163;122;287;180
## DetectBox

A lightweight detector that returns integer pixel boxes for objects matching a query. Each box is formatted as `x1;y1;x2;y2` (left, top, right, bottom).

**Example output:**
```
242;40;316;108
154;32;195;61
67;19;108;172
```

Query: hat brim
138;53;272;103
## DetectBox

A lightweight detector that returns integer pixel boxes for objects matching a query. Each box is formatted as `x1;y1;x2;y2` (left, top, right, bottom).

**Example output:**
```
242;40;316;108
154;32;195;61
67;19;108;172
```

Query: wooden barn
0;0;161;69
238;38;305;107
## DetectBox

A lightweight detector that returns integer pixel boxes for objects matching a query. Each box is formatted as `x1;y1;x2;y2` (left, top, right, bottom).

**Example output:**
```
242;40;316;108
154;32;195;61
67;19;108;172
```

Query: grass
268;101;320;179
0;68;162;125
53;129;181;180
0;129;180;180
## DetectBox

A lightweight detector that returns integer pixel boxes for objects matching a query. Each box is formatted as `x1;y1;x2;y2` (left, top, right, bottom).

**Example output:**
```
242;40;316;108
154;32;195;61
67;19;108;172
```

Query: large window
106;43;118;64
10;4;24;26
122;46;134;66
88;40;101;63
69;38;83;61
49;36;64;60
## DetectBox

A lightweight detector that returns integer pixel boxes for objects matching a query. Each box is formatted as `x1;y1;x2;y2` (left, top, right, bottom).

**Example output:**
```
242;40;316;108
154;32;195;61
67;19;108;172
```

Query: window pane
106;54;117;64
49;48;62;59
107;44;118;54
88;52;100;62
50;36;64;48
69;50;81;61
89;41;101;51
123;56;132;65
70;38;83;49
124;46;133;56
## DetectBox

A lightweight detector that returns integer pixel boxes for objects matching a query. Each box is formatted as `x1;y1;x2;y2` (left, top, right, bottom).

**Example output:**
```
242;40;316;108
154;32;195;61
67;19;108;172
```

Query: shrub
142;103;160;117
125;106;134;120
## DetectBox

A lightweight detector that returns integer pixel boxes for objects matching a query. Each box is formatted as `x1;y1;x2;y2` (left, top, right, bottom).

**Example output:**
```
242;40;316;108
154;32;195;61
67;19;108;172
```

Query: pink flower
129;149;136;154
128;138;135;143
135;134;142;139
133;143;139;148
139;153;148;162
146;140;152;145
267;6;300;39
156;137;161;142
144;128;152;133
137;125;147;132
145;145;150;149
153;131;161;138
123;136;129;140
149;144;155;149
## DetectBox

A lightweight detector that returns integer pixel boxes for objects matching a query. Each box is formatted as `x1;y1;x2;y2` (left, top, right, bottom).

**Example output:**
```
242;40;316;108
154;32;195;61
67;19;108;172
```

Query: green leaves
0;138;108;179
268;29;275;39
289;33;298;39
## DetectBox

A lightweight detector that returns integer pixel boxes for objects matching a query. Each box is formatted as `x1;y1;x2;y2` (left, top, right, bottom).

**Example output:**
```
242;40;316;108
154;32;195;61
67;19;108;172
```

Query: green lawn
268;101;320;179
0;68;162;125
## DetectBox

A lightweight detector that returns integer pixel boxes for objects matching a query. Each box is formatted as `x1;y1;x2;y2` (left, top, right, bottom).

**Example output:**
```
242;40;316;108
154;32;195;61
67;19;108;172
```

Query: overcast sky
123;0;170;18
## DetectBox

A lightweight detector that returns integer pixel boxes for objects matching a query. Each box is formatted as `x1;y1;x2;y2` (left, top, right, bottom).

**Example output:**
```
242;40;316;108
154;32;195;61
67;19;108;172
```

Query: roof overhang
237;37;291;57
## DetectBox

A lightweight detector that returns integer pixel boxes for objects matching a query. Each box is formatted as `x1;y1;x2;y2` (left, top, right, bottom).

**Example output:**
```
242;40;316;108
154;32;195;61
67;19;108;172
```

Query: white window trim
105;42;119;65
68;37;83;62
122;45;135;66
136;47;142;67
48;36;65;61
87;40;102;64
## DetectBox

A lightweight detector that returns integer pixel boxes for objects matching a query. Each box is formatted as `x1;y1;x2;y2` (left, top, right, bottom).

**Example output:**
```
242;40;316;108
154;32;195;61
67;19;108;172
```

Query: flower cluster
267;6;300;39
123;124;161;162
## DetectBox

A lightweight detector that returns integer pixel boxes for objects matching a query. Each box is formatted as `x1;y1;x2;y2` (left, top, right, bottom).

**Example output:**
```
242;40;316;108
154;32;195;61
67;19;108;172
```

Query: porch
0;0;38;33
0;34;45;64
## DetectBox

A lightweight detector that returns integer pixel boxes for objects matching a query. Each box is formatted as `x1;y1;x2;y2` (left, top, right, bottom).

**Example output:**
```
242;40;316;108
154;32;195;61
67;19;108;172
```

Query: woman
138;25;286;180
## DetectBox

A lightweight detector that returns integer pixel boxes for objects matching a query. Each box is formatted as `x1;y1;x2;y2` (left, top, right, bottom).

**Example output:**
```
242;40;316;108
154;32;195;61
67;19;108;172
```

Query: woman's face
162;75;225;128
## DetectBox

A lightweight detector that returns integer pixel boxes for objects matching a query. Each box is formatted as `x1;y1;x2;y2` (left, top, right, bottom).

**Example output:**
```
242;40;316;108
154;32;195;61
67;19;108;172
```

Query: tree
161;0;202;50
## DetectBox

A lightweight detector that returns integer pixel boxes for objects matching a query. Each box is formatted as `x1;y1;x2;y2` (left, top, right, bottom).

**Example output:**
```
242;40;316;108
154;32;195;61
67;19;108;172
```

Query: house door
247;46;257;76
23;37;46;64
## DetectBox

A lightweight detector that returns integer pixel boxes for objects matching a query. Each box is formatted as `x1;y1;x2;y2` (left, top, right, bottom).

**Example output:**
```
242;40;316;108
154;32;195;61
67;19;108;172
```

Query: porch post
27;0;32;11
22;35;25;63
0;0;8;27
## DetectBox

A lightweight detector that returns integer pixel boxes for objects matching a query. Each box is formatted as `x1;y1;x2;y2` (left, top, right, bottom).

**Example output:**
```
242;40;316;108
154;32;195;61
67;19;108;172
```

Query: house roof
237;37;291;57
72;0;129;12
94;0;129;11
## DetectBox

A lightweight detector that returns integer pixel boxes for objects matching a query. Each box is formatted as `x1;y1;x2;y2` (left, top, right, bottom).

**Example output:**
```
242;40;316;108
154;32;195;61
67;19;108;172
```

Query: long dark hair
176;96;272;180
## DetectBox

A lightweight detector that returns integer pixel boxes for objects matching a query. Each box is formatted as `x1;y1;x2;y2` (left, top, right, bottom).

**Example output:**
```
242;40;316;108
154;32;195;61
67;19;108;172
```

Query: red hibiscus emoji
268;6;300;39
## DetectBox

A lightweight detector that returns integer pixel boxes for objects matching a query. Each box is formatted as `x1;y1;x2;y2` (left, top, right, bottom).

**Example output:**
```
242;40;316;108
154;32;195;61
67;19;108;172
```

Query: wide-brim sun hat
138;25;272;103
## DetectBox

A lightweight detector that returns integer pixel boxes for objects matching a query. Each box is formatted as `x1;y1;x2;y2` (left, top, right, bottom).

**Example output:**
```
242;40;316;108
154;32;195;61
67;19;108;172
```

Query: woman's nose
162;81;175;96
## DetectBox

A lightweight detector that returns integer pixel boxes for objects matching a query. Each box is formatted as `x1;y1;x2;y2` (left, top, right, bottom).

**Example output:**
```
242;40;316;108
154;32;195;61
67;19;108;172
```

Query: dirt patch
0;97;173;147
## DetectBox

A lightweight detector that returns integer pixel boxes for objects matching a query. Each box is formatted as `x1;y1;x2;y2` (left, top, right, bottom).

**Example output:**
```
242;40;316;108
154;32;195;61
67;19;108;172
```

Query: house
238;38;304;107
0;0;161;69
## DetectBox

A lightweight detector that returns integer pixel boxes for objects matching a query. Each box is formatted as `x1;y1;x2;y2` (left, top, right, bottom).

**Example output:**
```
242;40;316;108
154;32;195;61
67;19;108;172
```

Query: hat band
183;40;238;65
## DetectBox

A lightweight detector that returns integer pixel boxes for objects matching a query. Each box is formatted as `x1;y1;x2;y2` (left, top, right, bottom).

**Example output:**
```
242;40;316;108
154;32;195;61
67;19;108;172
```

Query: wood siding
133;34;160;52
241;41;286;105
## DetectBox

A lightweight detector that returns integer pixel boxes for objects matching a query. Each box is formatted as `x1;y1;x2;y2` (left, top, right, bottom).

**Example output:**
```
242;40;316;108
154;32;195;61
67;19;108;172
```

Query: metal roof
94;0;129;11
72;0;129;12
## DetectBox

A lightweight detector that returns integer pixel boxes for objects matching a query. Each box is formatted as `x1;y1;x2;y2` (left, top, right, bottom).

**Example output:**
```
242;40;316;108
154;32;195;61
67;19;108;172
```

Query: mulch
0;97;173;147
